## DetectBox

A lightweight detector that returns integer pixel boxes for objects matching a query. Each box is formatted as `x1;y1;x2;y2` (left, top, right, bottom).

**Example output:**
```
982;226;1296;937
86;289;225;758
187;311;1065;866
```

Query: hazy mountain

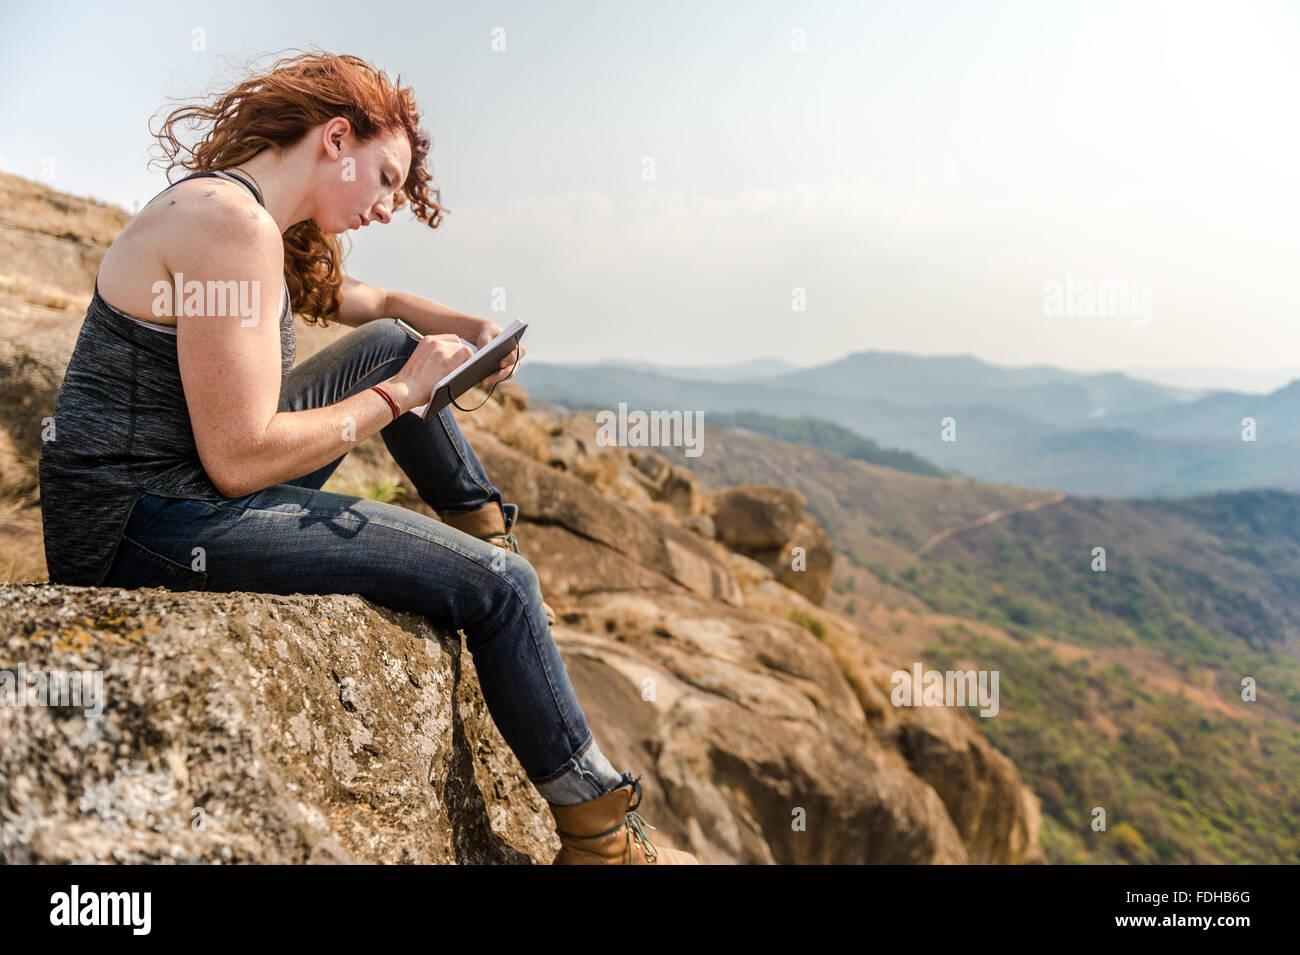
755;351;1200;428
576;356;802;382
697;409;947;477
517;354;1300;498
1123;365;1300;395
1100;379;1300;442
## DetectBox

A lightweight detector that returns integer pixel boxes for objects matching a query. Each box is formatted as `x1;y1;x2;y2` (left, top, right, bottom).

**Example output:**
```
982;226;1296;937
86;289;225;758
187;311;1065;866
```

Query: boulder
471;432;742;607
709;485;805;550
706;486;834;605
0;583;557;864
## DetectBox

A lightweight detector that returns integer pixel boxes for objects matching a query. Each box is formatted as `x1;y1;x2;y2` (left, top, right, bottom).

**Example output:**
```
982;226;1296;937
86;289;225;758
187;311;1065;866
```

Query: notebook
392;317;527;418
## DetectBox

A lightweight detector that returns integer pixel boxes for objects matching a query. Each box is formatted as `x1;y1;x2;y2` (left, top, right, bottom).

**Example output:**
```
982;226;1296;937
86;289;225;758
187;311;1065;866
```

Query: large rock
709;485;806;550
888;703;1045;866
470;432;742;607
0;583;557;864
768;516;834;605
706;486;834;605
555;589;970;863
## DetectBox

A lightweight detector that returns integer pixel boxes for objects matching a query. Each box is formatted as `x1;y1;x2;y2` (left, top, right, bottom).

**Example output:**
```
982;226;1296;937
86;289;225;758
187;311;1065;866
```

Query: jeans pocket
104;533;209;592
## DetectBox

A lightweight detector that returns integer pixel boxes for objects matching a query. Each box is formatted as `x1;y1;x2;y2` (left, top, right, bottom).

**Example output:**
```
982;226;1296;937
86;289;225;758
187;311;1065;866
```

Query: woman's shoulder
98;176;280;321
159;175;275;241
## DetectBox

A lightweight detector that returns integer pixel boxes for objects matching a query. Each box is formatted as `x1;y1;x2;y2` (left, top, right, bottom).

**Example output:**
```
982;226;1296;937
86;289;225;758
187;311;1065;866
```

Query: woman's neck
226;144;315;234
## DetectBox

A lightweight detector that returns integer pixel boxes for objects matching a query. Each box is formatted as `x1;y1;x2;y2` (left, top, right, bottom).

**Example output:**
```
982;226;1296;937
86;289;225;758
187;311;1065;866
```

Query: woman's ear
324;116;351;160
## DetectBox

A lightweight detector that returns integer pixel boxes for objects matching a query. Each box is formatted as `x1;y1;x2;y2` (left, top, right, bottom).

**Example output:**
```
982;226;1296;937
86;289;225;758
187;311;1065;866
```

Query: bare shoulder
98;175;281;324
157;176;279;252
149;177;282;297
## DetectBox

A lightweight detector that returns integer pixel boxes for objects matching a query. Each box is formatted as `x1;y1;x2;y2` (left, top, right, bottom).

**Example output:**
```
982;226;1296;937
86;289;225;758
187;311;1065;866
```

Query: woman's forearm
386;288;486;340
217;378;414;498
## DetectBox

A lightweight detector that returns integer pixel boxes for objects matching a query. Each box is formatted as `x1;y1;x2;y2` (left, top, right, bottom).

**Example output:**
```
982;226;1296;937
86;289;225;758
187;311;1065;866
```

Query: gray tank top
38;169;295;585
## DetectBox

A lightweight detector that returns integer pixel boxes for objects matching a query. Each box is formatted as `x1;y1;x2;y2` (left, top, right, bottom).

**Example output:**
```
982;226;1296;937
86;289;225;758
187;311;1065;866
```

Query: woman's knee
337;317;418;370
491;548;543;603
465;549;546;635
371;317;419;355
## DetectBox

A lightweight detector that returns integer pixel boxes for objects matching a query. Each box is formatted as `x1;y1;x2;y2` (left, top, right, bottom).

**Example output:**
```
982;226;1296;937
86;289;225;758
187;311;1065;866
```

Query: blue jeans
103;318;627;805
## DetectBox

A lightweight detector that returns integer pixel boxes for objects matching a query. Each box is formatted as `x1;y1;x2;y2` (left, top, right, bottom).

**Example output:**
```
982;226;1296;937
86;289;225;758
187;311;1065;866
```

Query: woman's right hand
386;333;474;412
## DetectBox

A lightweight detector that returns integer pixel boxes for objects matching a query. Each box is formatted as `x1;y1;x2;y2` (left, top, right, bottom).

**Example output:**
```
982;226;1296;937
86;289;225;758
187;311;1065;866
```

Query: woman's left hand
472;319;526;389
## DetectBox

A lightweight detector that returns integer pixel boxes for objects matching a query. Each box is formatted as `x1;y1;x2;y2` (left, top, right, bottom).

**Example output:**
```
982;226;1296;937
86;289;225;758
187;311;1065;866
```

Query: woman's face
321;121;412;234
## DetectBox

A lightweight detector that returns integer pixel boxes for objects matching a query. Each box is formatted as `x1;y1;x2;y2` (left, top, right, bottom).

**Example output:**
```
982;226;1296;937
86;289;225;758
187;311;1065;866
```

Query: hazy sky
3;0;1298;387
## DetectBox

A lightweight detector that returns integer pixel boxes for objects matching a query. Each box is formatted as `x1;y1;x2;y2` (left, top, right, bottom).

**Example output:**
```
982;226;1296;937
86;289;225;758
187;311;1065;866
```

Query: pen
393;318;476;352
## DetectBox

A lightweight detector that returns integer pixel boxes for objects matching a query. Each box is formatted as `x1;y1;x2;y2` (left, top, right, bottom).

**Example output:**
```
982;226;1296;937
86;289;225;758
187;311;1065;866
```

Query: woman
37;49;697;865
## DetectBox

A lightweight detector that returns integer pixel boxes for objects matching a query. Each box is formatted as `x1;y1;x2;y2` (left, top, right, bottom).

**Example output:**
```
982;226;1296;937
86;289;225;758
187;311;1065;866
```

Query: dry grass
0;171;131;245
328;473;409;504
0;273;86;312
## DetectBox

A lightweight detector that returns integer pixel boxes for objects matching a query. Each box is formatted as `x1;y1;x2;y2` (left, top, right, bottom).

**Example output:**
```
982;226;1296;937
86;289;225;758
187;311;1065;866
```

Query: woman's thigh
107;487;542;636
106;487;594;781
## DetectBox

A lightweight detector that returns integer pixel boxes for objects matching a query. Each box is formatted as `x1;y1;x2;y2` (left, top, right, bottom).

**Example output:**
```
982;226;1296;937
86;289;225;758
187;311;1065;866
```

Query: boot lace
619;773;661;862
485;532;519;553
626;810;661;862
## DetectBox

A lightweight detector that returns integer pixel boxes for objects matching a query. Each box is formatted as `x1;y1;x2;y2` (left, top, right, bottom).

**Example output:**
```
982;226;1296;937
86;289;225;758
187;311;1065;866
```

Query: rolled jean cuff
530;734;626;806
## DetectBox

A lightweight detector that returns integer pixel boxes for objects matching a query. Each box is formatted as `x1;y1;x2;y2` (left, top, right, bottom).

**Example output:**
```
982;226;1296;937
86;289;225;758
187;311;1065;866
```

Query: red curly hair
147;47;443;327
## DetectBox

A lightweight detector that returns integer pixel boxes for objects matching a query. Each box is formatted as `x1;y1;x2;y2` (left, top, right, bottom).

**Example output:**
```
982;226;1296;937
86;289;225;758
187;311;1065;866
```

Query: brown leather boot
440;501;556;625
547;772;701;864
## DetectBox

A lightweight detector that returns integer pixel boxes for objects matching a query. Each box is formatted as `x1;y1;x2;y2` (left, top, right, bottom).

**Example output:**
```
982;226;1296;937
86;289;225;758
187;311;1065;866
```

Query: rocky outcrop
0;583;556;864
0;574;1046;864
470;431;741;607
0;574;1044;864
719;553;1045;864
549;588;969;863
705;485;834;605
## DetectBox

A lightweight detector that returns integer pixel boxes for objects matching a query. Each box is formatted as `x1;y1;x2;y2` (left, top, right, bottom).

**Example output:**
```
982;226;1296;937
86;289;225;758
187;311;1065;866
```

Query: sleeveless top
38;169;295;586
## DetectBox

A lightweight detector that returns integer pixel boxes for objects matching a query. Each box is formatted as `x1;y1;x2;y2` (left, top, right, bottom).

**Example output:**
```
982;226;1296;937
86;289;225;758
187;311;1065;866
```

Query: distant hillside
701;410;946;478
594;357;802;382
652;420;1300;863
517;357;1300;499
762;351;1200;427
897;488;1300;864
539;396;945;481
1101;379;1300;442
1123;364;1300;395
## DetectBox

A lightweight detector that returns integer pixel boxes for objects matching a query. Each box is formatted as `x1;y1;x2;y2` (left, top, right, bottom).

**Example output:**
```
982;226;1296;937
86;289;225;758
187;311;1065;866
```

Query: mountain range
518;352;1300;498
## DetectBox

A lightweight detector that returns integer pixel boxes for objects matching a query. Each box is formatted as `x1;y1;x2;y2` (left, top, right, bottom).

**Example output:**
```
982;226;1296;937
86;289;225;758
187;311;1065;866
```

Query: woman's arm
386;289;528;388
176;212;435;498
386;288;489;340
335;275;490;345
337;271;527;386
333;274;390;327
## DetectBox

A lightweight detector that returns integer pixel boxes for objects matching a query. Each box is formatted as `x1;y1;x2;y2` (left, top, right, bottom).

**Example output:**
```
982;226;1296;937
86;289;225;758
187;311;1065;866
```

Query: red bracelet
370;384;400;421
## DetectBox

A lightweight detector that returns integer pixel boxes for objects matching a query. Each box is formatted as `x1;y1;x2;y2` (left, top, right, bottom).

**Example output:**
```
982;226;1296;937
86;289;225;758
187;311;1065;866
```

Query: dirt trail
918;491;1068;555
